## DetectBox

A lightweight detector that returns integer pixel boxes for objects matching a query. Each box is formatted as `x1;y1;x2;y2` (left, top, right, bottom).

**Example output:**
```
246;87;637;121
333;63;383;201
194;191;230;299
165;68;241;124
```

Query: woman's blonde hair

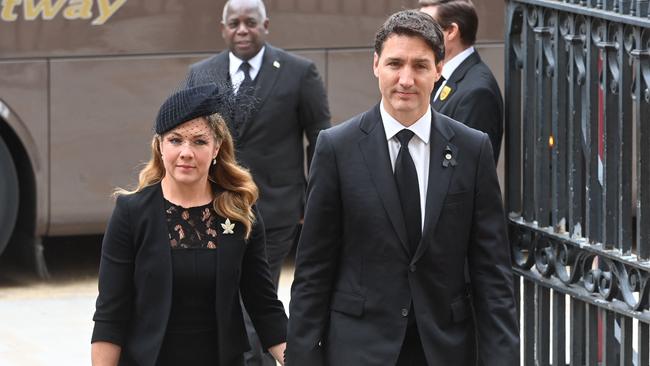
115;113;259;238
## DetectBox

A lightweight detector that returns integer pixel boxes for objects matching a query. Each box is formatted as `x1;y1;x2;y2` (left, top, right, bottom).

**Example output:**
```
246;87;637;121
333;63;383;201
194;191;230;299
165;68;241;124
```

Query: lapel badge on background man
273;61;281;69
221;218;235;234
440;85;452;101
442;145;457;168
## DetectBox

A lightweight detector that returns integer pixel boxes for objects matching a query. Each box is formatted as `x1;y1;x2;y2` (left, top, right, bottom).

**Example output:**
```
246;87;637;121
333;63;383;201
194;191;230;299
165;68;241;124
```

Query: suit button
401;308;409;317
409;264;416;273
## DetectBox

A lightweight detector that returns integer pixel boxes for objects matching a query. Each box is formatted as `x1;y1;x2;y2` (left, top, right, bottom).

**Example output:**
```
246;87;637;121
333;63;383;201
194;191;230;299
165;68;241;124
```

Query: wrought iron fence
505;0;650;364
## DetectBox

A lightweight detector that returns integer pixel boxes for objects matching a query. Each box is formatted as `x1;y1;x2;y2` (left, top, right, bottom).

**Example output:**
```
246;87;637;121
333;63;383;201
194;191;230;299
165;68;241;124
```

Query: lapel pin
442;146;457;168
221;218;235;234
273;61;281;69
440;85;452;101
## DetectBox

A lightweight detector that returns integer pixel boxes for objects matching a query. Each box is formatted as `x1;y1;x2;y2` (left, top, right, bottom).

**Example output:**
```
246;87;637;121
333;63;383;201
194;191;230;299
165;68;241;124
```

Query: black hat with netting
154;82;236;135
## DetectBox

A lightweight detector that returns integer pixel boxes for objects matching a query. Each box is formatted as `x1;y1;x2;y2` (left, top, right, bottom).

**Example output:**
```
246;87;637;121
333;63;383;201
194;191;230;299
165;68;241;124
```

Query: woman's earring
212;158;217;165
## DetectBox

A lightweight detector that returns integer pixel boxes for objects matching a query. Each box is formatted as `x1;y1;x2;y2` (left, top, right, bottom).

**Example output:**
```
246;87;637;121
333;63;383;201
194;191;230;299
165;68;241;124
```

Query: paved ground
0;236;294;366
2;237;621;366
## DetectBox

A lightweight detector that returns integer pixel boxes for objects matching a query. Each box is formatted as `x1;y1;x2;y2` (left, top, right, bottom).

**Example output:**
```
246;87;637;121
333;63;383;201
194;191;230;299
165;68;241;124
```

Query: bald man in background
187;1;331;365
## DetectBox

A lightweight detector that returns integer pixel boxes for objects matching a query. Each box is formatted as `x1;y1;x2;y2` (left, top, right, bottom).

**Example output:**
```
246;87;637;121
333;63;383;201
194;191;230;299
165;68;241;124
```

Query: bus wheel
0;134;19;256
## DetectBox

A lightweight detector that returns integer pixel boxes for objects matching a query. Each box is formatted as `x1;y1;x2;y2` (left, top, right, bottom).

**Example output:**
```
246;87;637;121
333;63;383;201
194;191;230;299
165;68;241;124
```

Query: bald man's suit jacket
287;105;519;366
433;51;503;162
187;44;331;229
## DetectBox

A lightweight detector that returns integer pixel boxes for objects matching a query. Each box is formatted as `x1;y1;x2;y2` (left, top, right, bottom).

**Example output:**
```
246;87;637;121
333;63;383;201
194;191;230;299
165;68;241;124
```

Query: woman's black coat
91;183;287;365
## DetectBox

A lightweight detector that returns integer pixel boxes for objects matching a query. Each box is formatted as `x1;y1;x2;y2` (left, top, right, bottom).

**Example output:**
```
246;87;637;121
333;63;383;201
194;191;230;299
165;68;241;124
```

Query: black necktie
238;62;253;94
394;129;421;255
434;75;446;98
233;62;254;138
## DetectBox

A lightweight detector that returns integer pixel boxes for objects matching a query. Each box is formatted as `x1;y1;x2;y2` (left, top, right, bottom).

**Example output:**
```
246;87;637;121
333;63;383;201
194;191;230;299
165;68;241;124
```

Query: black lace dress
156;199;239;365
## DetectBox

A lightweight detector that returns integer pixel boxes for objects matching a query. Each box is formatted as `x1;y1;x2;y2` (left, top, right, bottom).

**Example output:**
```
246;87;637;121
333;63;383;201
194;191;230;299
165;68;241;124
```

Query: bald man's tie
238;62;253;94
233;62;254;138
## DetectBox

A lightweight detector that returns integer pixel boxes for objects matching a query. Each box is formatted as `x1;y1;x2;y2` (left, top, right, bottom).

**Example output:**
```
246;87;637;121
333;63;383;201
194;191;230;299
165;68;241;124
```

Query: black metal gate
505;0;650;364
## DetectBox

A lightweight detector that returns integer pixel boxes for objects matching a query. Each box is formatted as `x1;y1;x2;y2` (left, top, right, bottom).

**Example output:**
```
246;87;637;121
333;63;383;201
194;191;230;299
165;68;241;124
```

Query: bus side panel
0;0;222;58
326;48;379;125
48;55;205;235
0;1;412;59
0;61;49;236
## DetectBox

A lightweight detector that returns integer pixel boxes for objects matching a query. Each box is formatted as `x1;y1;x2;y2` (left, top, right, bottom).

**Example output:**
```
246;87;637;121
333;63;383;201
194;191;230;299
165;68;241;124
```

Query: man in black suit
287;10;518;366
420;0;503;162
187;0;330;365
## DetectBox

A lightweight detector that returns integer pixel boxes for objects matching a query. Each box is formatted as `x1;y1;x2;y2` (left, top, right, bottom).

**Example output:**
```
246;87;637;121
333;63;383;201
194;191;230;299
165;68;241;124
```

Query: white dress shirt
433;46;475;101
229;46;265;93
380;101;431;230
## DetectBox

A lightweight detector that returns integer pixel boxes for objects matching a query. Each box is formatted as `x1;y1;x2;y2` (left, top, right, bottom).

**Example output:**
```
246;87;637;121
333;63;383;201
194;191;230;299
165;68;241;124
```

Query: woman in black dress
91;83;287;366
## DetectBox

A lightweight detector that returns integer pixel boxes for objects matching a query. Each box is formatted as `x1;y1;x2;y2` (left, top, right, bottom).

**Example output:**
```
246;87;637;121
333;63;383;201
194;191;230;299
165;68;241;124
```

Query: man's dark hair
419;0;478;46
374;10;445;64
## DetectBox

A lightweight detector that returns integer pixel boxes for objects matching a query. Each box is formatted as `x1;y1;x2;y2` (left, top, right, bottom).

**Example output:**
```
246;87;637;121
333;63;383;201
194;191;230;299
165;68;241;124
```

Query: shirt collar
380;100;431;145
441;46;475;80
229;46;266;80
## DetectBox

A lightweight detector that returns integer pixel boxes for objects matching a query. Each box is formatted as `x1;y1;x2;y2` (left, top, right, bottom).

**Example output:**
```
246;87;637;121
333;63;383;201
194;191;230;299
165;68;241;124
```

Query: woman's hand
91;341;121;366
268;342;287;365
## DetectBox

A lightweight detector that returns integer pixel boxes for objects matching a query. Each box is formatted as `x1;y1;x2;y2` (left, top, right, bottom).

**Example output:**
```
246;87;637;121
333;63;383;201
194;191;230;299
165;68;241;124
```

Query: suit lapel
358;105;410;256
433;79;456;110
433;51;481;110
412;110;457;264
238;45;282;139
191;51;230;86
214;51;231;83
147;184;174;322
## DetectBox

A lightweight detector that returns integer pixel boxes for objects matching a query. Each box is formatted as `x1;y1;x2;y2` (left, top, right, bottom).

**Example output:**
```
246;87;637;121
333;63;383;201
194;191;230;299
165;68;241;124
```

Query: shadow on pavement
0;235;102;288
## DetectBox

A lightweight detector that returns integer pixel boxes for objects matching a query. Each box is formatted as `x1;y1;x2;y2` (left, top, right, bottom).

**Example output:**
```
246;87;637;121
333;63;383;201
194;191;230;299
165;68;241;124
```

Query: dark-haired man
287;9;518;366
420;0;503;162
187;1;331;365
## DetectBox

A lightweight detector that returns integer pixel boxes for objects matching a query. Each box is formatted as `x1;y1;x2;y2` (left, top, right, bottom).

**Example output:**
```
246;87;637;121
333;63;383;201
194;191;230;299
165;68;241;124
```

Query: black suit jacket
91;184;287;366
287;105;519;366
433;51;503;162
187;44;331;229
